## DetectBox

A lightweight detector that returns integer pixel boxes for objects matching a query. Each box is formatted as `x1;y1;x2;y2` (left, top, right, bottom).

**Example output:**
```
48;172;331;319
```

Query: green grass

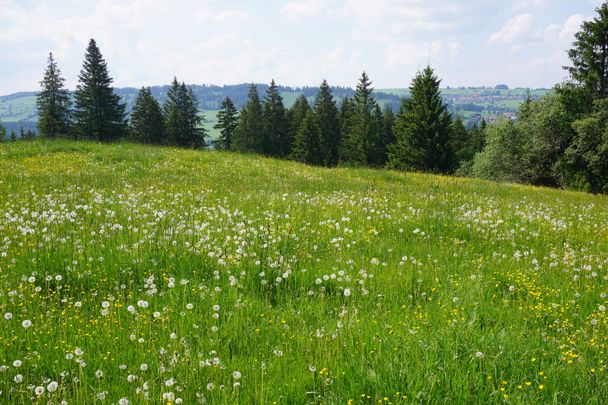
0;139;607;404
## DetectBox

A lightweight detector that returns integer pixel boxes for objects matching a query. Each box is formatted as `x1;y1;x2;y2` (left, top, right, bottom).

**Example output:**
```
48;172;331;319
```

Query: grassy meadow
0;140;607;404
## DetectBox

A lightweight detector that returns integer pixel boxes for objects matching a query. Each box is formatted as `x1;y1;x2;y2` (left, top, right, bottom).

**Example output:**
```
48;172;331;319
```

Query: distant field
0;140;606;403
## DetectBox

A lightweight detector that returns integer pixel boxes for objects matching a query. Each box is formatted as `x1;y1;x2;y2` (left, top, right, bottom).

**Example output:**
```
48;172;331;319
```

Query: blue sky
0;0;604;94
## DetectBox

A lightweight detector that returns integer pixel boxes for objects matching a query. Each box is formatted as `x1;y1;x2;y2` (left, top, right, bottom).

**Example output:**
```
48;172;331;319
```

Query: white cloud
514;0;552;10
489;13;534;45
387;40;460;68
280;0;333;22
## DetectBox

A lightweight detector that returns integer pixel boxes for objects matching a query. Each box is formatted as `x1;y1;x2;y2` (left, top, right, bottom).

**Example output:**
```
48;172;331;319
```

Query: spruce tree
288;95;312;149
130;87;165;144
338;97;356;164
314;80;340;166
163;78;206;148
214;97;239;150
565;3;608;100
451;116;471;167
74;39;126;141
37;52;71;138
0;119;5;142
388;66;454;173
233;84;264;152
342;72;377;165
290;110;323;165
10;130;17;142
368;104;395;166
262;80;289;156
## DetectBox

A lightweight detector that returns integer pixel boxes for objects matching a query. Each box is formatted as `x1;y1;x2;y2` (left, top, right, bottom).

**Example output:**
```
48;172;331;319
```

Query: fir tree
74;39;126;141
565;3;608;100
451;116;472;166
470;120;486;154
130;87;165;144
314;80;340;166
341;72;377;165
10;130;17;142
214;97;239;150
370;105;396;166
288;95;312;149
0;119;5;142
37;52;71;138
290;110;323;165
338;97;356;164
233;84;264;152
388;66;454;173
262;80;289;156
163;78;206;148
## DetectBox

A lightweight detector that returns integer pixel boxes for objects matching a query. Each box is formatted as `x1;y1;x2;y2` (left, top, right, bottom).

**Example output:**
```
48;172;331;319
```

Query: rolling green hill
0;139;606;403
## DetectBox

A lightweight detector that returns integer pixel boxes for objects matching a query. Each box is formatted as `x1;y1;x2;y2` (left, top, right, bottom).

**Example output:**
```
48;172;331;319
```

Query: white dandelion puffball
22;320;32;329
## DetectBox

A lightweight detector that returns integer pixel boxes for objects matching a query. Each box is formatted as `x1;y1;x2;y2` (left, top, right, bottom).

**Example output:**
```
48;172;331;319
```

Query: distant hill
0;84;550;139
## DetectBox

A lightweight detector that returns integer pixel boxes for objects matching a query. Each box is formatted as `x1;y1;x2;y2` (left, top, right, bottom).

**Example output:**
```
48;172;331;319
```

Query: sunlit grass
0;139;606;404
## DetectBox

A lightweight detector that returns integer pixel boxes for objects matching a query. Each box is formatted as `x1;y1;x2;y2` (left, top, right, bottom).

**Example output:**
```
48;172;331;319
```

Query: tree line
3;37;475;173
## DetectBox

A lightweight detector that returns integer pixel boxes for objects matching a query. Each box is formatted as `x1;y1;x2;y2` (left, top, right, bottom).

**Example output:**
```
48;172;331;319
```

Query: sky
0;0;605;94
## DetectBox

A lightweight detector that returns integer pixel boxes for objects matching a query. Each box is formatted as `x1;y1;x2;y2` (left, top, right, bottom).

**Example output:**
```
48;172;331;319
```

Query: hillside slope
0;140;606;403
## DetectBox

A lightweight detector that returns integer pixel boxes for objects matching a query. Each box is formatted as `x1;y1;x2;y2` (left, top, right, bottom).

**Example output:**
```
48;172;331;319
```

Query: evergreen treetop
314;80;340;166
37;52;72;138
130;87;165;144
214;97;239;150
74;39;126;141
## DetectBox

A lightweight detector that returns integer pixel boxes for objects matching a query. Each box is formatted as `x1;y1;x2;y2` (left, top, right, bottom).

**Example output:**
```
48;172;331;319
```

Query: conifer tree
451;116;471;166
10;129;17;142
262;80;290;156
74;39;126;141
565;3;608;100
233;84;264;152
290;110;323;165
214;97;239;150
130;87;165;144
37;52;71;138
341;72;377;165
338;97;356;164
314;80;340;166
388;66;454;173
288;95;312;148
163;78;206;148
368;104;395;166
0;119;5;142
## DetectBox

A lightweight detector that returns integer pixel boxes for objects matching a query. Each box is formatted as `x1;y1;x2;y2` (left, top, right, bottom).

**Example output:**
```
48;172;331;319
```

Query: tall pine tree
214;97;239;150
130;87;165;144
290;110;323;165
388;66;454;173
341;72;377;165
288;95;312;149
37;52;71;138
565;3;608;100
74;39;126;141
233;84;264;153
0;119;5;142
262;80;290;156
163;78;206;148
314;80;340;166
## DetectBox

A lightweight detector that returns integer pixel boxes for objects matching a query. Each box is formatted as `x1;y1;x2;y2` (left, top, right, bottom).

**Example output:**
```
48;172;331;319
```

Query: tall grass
0;139;606;404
